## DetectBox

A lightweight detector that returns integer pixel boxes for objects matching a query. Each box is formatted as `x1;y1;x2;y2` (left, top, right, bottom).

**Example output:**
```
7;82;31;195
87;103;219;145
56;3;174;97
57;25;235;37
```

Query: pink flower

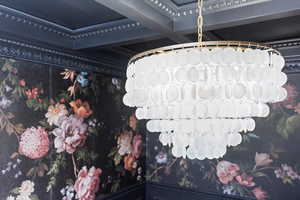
216;161;240;184
255;153;273;167
294;103;300;114
272;83;297;110
132;135;142;158
19;127;49;159
275;164;300;181
52;115;87;154
74;166;102;200
235;173;256;187
252;187;268;200
19;79;26;87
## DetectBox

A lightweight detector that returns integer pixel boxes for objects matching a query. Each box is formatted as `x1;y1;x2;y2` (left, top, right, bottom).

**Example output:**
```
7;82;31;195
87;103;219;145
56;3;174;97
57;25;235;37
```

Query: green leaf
253;172;268;177
10;187;20;195
111;181;120;193
30;194;40;200
113;152;122;166
108;147;118;158
277;114;300;139
26;167;36;177
66;179;74;186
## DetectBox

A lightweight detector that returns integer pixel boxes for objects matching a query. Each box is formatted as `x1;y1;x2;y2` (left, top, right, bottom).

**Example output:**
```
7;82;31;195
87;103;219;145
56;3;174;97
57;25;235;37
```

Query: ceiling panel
0;0;125;29
171;0;196;6
211;15;300;42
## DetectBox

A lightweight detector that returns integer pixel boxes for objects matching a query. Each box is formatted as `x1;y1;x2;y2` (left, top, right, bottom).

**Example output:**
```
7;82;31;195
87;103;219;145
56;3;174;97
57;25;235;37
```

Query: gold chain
197;0;203;48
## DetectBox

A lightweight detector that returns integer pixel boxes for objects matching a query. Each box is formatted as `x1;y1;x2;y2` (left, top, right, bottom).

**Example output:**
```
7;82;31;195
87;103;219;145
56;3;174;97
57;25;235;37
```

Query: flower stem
148;158;178;179
71;154;78;177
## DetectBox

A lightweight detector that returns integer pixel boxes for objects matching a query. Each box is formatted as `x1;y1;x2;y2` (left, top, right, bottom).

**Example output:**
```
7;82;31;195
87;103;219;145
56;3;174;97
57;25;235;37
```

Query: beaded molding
0;37;124;76
146;0;271;19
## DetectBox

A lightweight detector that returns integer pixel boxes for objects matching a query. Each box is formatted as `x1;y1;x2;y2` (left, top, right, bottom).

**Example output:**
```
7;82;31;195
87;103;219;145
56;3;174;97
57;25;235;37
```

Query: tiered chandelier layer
123;0;287;160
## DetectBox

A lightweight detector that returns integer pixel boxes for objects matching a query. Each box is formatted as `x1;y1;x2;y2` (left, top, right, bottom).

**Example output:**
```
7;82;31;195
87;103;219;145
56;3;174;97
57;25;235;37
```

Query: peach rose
74;166;102;200
255;152;273;167
124;154;136;171
216;161;240;184
235;173;255;187
70;99;93;118
252;187;268;200
132;135;142;158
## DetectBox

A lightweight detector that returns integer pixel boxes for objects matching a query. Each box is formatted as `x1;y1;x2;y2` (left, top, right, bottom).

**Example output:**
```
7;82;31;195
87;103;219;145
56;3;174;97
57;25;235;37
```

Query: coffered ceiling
0;0;299;73
0;0;125;29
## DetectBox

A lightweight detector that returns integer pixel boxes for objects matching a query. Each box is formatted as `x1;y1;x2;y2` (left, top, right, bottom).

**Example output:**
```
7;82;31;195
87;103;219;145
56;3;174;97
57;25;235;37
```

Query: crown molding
0;35;125;76
267;38;300;73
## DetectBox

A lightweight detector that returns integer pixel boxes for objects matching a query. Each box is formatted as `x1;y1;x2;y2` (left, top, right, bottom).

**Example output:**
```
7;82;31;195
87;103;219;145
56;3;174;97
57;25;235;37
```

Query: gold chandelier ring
128;41;281;65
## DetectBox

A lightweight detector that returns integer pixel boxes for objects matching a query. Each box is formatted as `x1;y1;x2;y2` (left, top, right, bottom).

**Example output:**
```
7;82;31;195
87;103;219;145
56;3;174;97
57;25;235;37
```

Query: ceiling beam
75;0;300;48
94;0;190;43
174;0;300;34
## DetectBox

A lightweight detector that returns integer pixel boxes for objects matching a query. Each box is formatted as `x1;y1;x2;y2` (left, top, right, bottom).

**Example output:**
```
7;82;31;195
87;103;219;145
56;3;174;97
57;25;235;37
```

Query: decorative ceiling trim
0;36;124;76
145;0;178;18
74;19;141;39
268;38;300;49
145;0;272;19
0;5;73;38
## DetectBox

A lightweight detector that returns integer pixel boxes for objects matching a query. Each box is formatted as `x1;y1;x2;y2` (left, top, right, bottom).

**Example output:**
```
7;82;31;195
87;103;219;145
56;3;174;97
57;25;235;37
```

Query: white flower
45;103;68;126
16;195;30;200
222;185;236;195
60;188;66;195
6;195;15;200
112;78;121;90
19;180;35;196
155;152;168;164
255;152;273;167
0;96;12;109
4;84;12;92
117;131;133;156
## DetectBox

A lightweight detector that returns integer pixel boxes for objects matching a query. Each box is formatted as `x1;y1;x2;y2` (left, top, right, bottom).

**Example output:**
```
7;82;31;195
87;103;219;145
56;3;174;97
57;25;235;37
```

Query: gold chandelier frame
128;41;281;64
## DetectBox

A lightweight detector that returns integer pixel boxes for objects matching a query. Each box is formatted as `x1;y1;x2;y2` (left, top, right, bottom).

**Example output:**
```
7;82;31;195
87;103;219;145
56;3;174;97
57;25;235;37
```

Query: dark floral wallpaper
0;58;145;200
146;74;300;200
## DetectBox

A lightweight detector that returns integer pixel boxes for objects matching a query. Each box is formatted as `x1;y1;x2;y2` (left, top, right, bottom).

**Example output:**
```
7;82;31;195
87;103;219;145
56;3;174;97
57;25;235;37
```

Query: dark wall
146;74;300;200
0;58;145;200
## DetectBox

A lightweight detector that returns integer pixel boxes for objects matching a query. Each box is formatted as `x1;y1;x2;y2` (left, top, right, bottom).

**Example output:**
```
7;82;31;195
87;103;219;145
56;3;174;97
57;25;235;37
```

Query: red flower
132;135;142;158
74;166;102;200
235;173;256;187
26;88;39;99
252;187;268;200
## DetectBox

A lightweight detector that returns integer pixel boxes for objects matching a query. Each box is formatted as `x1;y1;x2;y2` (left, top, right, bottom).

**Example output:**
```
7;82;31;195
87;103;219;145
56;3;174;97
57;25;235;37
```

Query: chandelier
123;0;287;159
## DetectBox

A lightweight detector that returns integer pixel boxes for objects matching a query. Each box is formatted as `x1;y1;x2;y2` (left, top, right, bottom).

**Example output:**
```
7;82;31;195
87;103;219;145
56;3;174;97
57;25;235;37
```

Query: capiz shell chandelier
123;0;287;160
